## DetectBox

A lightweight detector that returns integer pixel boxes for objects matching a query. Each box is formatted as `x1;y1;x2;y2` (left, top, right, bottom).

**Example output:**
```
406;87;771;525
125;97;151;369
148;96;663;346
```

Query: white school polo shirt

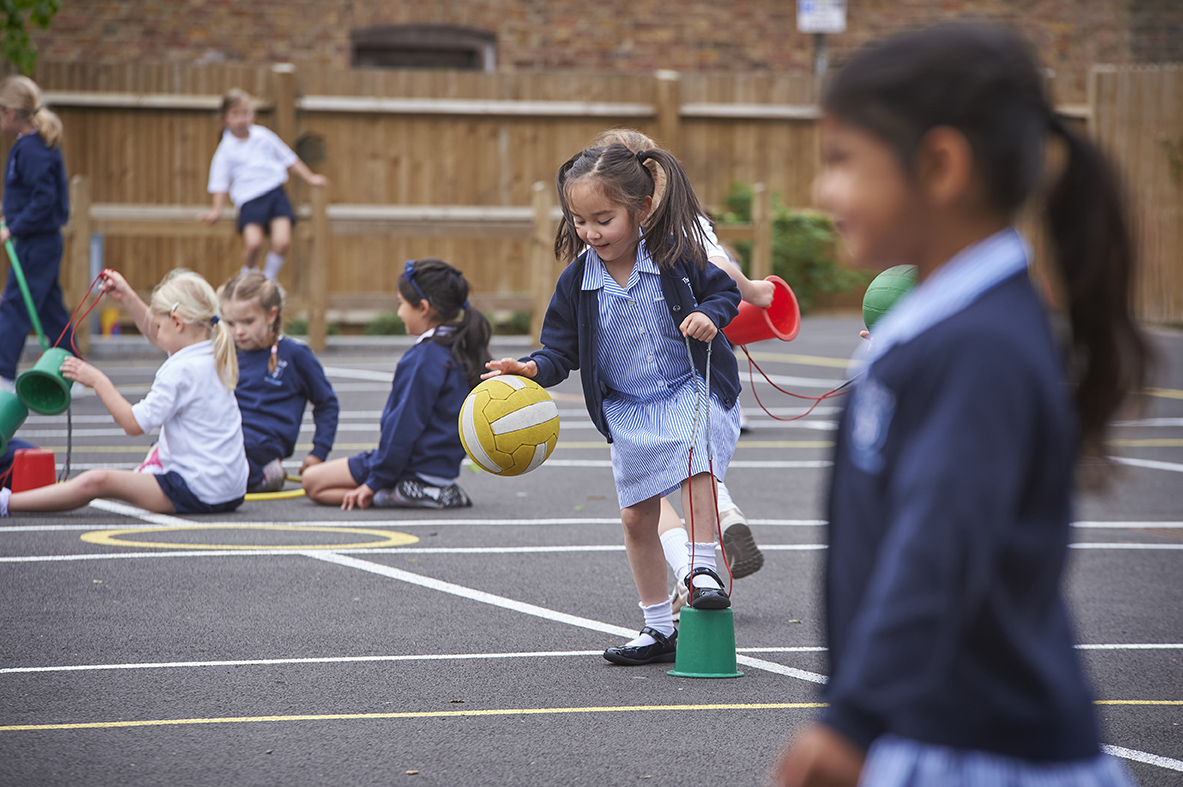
207;124;298;207
132;340;248;504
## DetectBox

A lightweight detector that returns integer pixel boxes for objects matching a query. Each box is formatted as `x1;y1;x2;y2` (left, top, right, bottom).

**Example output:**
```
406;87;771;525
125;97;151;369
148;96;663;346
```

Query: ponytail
211;318;239;392
398;258;492;390
554;143;707;270
0;76;62;149
1046;121;1150;457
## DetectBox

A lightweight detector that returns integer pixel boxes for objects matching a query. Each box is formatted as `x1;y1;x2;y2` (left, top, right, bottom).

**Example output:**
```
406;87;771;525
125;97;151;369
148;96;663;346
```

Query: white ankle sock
660;526;691;585
715;479;735;512
263;251;284;280
690;542;722;589
627;599;675;647
0;487;10;517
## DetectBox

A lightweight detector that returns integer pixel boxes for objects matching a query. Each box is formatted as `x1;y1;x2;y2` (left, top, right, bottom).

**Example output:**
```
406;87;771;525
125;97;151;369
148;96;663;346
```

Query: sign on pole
797;0;847;34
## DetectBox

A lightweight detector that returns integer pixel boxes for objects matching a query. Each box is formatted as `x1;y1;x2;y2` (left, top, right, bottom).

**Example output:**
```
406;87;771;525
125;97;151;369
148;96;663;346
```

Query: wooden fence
3;59;1182;335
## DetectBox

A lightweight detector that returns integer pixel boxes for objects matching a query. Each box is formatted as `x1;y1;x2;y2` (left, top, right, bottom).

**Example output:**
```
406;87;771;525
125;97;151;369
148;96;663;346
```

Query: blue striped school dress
585;246;740;509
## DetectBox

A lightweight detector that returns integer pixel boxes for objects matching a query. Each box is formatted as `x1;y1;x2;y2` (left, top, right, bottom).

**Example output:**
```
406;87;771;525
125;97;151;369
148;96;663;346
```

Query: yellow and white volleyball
459;375;560;476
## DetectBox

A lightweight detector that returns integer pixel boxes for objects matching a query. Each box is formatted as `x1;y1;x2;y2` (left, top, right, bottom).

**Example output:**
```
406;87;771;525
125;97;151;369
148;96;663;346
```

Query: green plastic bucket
0;389;28;455
668;607;744;678
16;347;75;416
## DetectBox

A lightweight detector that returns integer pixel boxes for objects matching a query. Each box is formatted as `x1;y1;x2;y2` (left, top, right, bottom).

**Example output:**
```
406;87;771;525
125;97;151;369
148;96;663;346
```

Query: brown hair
398;258;492;390
0;76;62;149
220;270;285;372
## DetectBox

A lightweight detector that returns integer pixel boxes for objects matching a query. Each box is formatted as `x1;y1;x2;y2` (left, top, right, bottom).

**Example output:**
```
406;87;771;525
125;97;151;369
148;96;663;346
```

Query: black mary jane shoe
685;567;731;610
602;627;678;666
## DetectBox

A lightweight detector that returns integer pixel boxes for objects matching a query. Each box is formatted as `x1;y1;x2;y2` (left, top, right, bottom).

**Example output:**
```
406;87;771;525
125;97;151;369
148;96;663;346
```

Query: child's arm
289;159;327;188
359;347;444;495
99;270;158;348
699;219;775;309
197;192;228;225
771;724;864;787
295;344;339;474
484;264;580;383
2;150;60;240
60;357;143;436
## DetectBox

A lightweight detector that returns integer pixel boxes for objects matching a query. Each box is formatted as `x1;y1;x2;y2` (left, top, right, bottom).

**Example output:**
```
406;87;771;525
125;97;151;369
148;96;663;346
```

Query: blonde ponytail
0;76;62;149
149;268;239;391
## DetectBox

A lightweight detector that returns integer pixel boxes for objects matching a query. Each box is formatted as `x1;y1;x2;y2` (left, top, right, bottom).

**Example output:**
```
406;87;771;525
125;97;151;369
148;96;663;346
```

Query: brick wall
37;1;1182;102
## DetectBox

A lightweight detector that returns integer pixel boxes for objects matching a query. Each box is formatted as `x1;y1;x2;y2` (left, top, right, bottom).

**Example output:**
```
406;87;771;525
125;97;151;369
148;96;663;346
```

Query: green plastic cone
16;347;74;416
668;607;744;678
0;389;28;455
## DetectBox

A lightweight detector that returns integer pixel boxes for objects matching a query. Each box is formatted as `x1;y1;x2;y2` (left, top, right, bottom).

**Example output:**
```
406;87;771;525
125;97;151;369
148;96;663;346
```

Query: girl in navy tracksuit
485;144;742;667
0;76;70;387
302;258;491;510
774;25;1148;787
219;271;339;493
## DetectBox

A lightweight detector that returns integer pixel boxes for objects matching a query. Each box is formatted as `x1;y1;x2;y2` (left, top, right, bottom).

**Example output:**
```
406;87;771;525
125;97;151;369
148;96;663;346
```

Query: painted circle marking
80;525;420;550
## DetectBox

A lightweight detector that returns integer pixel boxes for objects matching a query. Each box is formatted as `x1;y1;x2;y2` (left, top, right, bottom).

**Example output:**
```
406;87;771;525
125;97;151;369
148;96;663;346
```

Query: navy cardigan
524;250;742;442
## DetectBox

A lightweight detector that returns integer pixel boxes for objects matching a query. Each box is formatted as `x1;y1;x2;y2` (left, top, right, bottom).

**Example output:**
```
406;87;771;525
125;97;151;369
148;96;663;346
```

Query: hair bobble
636;150;649;164
210;315;220;325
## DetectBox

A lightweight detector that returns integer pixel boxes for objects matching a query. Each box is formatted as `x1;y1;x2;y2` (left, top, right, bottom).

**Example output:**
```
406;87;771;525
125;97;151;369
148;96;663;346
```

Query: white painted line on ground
305;551;833;685
87;499;192;527
1073;521;1183;529
1102;745;1183;773
1070;543;1183;550
1113;417;1183;428
1077;643;1183;650
1112;456;1183;474
543;459;834;469
321;366;393;382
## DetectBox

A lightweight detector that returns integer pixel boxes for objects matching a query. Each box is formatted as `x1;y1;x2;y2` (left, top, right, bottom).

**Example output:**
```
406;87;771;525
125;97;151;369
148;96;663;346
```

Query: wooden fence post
655;70;682;154
68;175;91;355
272;63;297;148
529;181;553;344
307;184;328;352
750;182;772;281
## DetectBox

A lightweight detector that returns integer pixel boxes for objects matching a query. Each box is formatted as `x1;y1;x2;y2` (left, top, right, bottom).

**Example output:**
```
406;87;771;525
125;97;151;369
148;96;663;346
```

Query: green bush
364;312;407;336
720;183;869;313
284;317;339;336
494;310;532;335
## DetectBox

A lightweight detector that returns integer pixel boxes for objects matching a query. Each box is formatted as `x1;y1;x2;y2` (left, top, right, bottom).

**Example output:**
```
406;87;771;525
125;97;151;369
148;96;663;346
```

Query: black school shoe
603;627;678;666
685;567;731;610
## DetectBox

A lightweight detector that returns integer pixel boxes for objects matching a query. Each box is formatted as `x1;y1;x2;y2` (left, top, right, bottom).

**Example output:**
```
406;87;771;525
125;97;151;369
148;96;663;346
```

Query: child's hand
341;483;374;511
300;454;323;475
98;269;133;302
744;278;776;310
196;210;221;225
770;723;865;787
680;312;717;342
60;357;107;390
0;225;10;244
307;174;328;188
482;358;538;380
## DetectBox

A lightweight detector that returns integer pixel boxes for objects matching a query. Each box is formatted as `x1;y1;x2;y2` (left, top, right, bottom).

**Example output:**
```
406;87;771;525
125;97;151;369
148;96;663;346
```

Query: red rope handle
740;344;851;422
52;271;108;358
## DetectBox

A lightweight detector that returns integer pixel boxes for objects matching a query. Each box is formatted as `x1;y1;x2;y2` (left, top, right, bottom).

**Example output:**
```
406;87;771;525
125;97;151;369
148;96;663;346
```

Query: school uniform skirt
861;736;1137;787
605;374;740;509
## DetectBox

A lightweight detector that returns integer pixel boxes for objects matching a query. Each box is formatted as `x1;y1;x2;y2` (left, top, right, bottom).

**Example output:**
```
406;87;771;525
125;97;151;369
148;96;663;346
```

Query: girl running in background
485;143;743;666
302;258;490;510
773;24;1146;787
198;89;327;281
592;128;768;609
220;271;339;493
0;76;71;391
1;269;248;516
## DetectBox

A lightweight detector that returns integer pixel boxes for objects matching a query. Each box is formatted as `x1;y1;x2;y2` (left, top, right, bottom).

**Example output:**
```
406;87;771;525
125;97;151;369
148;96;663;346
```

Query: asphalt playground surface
1;315;1181;786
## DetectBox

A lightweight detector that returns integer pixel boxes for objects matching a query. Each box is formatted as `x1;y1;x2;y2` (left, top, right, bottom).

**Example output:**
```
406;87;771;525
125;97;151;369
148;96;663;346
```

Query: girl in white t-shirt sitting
198;89;327;281
0;269;249;516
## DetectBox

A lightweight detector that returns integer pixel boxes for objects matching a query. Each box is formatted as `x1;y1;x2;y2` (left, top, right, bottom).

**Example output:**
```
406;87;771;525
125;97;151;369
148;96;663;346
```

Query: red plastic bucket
723;275;801;345
12;448;55;492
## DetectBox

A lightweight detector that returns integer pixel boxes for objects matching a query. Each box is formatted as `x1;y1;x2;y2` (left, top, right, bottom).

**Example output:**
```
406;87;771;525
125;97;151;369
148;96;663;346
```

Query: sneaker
670;580;690;622
721;507;765;579
373;478;472;509
739;407;751;433
0;377;13;394
0;487;10;516
247;458;286;493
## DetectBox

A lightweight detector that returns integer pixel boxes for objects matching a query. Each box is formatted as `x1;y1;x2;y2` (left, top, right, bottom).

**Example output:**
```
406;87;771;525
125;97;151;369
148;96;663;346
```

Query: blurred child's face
396;289;434;337
224;102;254;138
815;115;922;270
221;298;278;351
567;179;649;267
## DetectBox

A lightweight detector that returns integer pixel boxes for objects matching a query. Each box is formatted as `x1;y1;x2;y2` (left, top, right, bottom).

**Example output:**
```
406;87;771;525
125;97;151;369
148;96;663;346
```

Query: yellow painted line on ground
79;525;418;551
1107;439;1183;448
4;699;1178;732
554;441;833;450
0;702;827;731
743;351;861;370
1144;387;1183;401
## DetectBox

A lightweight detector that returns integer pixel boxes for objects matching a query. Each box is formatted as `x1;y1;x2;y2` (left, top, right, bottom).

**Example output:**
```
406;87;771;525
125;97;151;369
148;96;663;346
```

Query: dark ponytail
824;23;1149;458
554;143;708;270
398;258;492;390
1045;120;1150;456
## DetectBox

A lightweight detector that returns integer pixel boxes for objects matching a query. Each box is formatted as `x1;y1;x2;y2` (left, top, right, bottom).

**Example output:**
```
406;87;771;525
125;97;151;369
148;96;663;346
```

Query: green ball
862;265;918;331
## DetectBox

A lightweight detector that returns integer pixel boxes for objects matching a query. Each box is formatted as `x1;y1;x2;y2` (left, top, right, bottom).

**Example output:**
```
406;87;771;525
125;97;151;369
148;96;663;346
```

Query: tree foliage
2;0;60;74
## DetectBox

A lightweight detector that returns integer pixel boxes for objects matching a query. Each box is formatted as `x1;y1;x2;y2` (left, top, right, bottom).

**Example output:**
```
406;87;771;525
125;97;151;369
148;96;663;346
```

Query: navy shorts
155;471;244;514
237;186;295;233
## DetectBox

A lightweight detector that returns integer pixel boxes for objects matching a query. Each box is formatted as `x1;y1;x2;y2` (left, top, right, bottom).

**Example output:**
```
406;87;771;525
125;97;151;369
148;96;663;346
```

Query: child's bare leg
620;495;667;606
241;223;265;271
302;458;358;506
9;469;173;513
263;217;291;280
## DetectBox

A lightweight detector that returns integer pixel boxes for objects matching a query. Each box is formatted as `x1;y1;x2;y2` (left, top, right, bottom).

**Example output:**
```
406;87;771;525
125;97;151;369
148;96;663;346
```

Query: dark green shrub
720;183;869;313
284;317;339;336
364;311;407;336
494;310;532;335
